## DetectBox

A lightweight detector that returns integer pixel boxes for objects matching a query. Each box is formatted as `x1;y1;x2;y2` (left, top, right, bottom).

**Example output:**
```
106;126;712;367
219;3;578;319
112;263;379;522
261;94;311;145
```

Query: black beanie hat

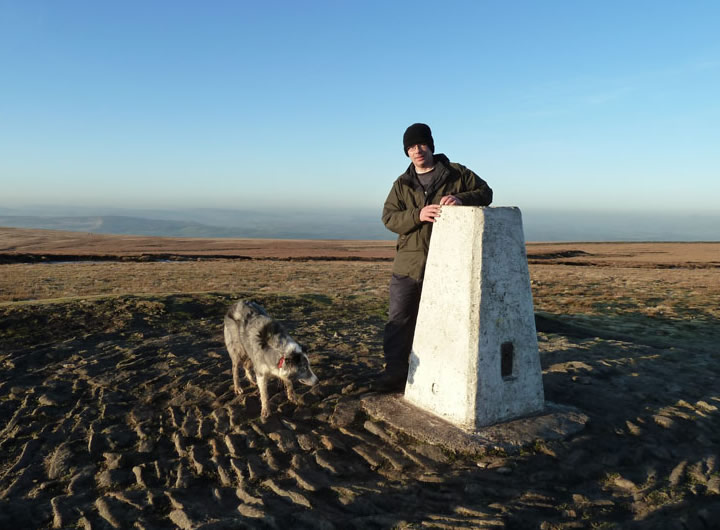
403;123;434;156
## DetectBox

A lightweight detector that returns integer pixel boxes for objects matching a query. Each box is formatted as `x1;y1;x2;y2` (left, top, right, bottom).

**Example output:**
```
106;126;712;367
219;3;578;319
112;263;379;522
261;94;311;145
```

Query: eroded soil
1;234;719;528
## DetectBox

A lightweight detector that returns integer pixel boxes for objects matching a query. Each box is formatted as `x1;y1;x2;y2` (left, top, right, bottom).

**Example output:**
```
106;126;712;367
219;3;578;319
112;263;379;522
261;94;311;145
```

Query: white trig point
404;206;545;429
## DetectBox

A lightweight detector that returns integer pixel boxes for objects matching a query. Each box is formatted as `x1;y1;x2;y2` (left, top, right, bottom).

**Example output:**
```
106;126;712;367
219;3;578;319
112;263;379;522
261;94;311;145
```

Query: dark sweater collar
400;153;451;188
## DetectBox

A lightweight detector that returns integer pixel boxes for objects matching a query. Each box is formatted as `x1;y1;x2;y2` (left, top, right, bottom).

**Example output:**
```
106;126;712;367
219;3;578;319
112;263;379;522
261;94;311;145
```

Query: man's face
407;143;434;169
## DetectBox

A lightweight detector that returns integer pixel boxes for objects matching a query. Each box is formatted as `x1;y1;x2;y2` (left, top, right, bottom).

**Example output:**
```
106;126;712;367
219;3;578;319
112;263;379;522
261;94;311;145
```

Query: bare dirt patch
0;226;396;261
1;229;719;528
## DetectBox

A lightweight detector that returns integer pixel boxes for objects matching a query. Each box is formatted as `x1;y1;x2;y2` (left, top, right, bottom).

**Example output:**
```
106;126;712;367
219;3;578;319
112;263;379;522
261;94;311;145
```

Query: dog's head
278;344;318;387
257;318;318;386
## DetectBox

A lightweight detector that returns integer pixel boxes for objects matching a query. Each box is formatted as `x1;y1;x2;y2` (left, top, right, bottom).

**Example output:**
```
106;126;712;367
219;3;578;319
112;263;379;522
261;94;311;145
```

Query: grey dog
224;300;318;419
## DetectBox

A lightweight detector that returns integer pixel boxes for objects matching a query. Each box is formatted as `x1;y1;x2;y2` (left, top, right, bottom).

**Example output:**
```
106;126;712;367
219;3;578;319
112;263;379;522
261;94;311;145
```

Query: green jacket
382;154;493;280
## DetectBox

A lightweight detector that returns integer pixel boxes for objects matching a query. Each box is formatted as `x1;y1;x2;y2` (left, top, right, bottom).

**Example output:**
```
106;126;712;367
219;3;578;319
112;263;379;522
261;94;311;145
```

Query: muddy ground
1;235;719;529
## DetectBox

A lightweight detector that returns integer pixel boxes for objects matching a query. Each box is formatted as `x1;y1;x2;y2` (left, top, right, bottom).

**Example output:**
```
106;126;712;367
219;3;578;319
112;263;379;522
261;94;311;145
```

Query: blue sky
1;0;718;216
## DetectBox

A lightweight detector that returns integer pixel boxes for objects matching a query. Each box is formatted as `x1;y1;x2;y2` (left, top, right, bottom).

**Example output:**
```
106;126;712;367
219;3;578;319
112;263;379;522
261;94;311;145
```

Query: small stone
103;452;124;470
169;509;195;530
281;418;298;430
224;433;245;456
352;445;384;468
314;450;339;474
188;445;211;475
263;448;282;472
173;433;188;457
707;476;720;495
653;415;673;429
625;420;642;436
613;476;637;491
296;433;318;452
175;464;191;489
211;408;230;434
168;406;183;428
68;466;95;495
88;432;104;456
132;465;147;488
96;469;133;489
38;394;60;406
669;461;687;486
319;434;347;452
51;495;71;529
244;429;262;449
288;467;329;492
237;503;264;518
165;491;184;510
95;497;122;528
236;486;263;506
572;494;588;504
197;417;213;439
412;443;448;464
214;459;234;487
230;458;246;483
419;473;446;483
268;430;298;453
137;438;155;453
377;447;410;471
133;422;150;440
227;406;246;427
108;491;147;510
246;455;268;481
330;400;360;427
180;411;198;438
262;478;312;508
363;421;393;443
696;401;718;413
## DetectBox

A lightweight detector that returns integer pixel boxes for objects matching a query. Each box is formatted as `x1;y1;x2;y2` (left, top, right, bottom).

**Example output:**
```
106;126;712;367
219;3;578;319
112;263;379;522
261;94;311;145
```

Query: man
377;123;493;392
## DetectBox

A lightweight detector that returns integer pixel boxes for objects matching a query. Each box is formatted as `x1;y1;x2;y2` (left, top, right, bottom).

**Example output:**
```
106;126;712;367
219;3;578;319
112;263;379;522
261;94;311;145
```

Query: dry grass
3;239;718;357
0;260;392;302
3;253;718;323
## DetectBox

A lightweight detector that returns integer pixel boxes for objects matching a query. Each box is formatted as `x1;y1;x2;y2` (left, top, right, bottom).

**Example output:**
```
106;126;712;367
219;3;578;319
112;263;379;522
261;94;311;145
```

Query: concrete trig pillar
404;206;545;429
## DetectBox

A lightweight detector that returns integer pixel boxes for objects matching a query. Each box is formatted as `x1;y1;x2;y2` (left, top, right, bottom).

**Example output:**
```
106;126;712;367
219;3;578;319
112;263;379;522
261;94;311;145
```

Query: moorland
1;226;719;529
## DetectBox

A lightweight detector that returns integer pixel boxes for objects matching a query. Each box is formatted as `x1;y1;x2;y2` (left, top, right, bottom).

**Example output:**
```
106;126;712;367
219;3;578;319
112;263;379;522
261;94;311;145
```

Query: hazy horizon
1;203;717;242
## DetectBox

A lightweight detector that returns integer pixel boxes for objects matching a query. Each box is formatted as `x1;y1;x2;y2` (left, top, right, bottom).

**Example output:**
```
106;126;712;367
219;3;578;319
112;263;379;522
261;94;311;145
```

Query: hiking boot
372;369;408;393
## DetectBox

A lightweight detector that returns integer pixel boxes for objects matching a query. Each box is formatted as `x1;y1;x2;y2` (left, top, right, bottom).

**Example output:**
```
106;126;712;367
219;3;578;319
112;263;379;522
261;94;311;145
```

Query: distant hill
0;212;392;240
0;206;717;241
0;215;248;238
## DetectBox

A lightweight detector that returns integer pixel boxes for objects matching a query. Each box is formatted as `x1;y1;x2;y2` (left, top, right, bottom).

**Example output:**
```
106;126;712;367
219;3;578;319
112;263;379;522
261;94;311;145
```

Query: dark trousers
383;274;423;372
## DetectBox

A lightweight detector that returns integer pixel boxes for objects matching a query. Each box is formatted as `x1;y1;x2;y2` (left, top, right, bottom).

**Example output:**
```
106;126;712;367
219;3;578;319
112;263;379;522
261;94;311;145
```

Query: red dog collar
277;356;285;369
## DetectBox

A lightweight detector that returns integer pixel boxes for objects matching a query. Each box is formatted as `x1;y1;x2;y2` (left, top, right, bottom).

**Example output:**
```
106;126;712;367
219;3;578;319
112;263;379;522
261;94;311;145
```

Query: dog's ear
287;352;303;365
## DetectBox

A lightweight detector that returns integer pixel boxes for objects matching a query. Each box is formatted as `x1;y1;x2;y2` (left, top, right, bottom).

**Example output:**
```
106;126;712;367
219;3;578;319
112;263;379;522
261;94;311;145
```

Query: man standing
377;123;493;392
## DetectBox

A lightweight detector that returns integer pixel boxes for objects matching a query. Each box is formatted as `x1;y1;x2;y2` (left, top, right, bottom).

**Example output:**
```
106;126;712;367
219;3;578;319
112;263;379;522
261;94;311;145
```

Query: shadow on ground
1;294;719;528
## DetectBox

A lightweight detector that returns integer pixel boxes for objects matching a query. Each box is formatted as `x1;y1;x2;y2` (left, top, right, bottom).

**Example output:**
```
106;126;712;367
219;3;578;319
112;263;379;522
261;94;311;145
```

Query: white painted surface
404;207;545;429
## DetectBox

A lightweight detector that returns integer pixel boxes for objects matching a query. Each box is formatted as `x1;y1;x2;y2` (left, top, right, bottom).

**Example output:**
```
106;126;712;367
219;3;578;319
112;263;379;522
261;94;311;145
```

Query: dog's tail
226;300;268;323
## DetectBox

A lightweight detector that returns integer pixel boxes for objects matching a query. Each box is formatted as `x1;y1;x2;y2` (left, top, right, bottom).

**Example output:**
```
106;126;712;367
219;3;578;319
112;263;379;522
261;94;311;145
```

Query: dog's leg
243;359;257;385
283;379;297;404
257;374;270;419
231;359;243;395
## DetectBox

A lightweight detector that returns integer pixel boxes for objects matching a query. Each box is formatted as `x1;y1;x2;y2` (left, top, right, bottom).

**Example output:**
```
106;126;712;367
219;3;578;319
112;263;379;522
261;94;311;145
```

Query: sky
1;0;719;219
